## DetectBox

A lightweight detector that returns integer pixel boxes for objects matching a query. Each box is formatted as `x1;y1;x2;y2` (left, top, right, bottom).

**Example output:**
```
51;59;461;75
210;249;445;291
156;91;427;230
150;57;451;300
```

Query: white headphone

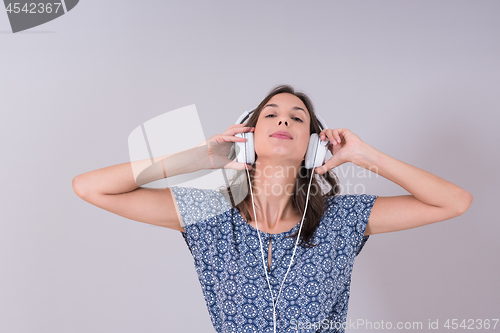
234;106;330;169
233;106;330;332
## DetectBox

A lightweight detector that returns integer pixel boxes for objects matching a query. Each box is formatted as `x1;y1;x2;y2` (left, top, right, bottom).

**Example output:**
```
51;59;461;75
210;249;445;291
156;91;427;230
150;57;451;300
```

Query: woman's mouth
270;131;293;139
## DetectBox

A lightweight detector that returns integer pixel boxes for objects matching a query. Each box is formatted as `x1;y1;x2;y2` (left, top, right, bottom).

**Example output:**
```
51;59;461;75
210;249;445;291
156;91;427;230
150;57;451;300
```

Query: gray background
1;1;499;332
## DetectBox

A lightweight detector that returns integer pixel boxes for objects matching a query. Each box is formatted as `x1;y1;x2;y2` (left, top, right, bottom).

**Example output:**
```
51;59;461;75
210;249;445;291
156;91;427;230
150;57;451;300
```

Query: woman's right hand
196;124;255;171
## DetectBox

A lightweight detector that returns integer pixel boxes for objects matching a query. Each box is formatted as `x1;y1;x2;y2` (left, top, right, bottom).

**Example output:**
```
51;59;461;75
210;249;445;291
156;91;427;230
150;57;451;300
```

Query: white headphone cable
244;165;315;333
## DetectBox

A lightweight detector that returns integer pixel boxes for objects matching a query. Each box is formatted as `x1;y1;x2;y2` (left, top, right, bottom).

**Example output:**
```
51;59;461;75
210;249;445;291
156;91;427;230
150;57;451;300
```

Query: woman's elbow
456;190;473;216
72;175;87;199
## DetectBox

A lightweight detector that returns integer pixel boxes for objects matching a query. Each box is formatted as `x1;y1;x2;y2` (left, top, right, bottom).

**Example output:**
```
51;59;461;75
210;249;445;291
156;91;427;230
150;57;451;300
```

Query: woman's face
254;93;311;166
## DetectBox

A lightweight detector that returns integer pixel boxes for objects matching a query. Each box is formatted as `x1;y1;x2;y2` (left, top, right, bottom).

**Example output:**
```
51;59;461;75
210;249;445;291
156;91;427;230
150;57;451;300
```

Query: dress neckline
233;207;302;237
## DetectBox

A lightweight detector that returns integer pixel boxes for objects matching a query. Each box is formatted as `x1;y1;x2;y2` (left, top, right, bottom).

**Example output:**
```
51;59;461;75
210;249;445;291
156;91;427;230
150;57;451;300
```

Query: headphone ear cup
235;132;255;165
305;133;329;169
315;136;329;168
304;134;319;169
245;132;255;164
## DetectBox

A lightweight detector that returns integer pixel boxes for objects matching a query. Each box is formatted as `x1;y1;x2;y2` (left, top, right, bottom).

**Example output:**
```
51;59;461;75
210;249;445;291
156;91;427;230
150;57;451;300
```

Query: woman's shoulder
322;193;378;256
325;193;378;207
169;186;233;226
323;193;378;219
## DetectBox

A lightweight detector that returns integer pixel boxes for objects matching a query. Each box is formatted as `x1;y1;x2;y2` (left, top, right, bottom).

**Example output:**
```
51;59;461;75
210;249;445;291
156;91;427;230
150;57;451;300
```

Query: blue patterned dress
170;186;377;333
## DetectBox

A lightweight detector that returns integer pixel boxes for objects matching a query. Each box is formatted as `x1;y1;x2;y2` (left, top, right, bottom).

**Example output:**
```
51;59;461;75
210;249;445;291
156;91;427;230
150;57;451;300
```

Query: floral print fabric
171;186;377;333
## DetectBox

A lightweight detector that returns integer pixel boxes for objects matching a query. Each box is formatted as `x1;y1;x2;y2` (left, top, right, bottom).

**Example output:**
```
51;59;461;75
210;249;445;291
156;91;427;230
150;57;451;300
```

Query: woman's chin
262;148;291;156
256;151;302;164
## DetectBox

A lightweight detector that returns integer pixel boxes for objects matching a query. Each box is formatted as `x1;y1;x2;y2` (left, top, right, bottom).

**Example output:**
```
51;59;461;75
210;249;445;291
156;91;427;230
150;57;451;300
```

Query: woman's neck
246;159;302;231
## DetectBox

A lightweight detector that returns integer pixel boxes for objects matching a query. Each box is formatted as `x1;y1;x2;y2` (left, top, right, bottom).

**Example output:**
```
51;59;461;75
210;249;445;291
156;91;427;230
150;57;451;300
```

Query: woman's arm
72;124;253;231
354;143;473;235
72;148;204;231
315;128;473;236
73;147;203;197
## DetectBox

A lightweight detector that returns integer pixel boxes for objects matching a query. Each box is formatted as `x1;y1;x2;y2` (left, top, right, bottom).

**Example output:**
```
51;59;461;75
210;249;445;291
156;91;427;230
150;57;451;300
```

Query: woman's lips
270;131;292;139
271;134;293;139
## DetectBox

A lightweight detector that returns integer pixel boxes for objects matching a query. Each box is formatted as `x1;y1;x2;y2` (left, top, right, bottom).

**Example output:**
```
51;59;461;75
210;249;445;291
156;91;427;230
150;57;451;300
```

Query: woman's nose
278;120;288;126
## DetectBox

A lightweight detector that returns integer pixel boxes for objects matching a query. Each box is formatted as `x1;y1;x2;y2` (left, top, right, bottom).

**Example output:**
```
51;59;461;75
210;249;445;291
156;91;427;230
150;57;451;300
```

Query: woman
73;85;473;333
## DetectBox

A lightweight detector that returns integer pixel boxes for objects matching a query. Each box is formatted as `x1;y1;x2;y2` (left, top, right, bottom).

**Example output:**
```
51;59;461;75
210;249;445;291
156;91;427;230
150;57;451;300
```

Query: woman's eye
265;114;302;122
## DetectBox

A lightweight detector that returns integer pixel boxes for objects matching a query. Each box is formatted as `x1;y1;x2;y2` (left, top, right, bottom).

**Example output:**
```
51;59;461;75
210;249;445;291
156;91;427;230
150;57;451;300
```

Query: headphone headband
235;106;329;130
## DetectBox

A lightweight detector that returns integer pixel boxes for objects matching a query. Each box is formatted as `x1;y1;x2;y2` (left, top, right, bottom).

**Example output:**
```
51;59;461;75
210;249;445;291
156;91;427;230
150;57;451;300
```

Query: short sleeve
333;194;378;257
169;186;233;254
169;186;232;227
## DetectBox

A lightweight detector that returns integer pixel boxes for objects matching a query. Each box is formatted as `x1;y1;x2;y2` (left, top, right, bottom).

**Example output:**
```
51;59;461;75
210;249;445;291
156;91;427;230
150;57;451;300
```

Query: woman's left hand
314;128;365;175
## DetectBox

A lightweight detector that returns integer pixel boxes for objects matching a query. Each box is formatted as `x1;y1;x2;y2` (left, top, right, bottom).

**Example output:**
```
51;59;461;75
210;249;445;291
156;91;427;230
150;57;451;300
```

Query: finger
224;160;252;171
224;126;255;136
314;165;327;175
319;129;330;141
223;123;249;134
332;129;342;144
315;154;342;175
229;123;251;128
323;129;336;146
224;134;249;142
211;135;248;143
320;129;335;148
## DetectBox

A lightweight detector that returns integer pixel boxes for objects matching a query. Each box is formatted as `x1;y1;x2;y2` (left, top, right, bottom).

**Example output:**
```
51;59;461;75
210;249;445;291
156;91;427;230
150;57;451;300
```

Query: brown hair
223;84;340;247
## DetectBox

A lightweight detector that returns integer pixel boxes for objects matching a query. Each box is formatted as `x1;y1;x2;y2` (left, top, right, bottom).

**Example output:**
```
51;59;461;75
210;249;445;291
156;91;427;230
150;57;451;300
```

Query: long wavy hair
220;84;341;247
